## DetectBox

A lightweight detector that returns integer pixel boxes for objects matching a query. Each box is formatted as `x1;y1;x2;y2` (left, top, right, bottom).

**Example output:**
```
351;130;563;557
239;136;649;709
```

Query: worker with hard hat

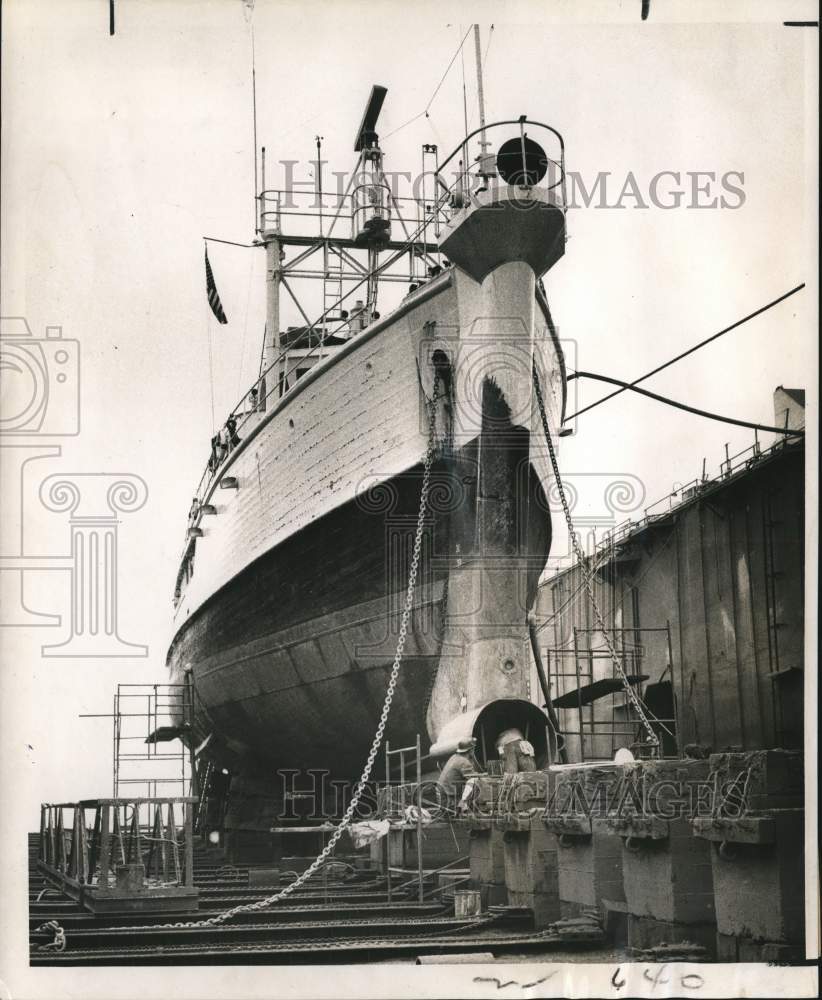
436;737;481;815
495;727;537;775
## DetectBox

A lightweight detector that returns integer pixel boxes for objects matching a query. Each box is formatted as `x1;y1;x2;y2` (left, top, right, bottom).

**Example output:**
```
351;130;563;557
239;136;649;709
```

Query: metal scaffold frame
82;682;197;800
543;624;679;762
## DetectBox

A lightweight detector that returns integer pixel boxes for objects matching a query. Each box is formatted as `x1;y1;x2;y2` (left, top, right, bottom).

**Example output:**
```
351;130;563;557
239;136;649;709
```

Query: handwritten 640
471;965;705;993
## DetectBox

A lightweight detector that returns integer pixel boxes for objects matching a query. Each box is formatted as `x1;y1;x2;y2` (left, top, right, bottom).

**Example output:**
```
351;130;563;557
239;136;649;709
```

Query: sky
0;2;818;984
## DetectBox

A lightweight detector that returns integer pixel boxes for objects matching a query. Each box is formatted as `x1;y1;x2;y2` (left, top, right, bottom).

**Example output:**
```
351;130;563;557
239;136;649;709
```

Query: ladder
415;144;441;281
321;240;345;333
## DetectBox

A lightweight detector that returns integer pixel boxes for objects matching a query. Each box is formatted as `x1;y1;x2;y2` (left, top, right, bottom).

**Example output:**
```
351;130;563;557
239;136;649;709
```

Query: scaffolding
544;624;679;762
79;682;196;800
112;683;196;798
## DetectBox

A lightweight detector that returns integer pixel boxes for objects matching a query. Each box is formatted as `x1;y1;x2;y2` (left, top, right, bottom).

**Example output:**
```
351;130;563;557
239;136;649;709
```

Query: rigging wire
257;322;266;379
535;511;679;635
483;24;495;69
235;253;256;400
205;300;216;436
568;371;805;436
250;18;259;233
383;25;474;140
565;282;807;422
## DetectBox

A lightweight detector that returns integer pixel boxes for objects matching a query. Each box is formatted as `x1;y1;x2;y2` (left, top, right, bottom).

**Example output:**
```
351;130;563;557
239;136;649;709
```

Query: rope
483;25;495;73
565;282;806;421
35;888;61;902
146;377;441;931
568;371;805;436
532;364;659;751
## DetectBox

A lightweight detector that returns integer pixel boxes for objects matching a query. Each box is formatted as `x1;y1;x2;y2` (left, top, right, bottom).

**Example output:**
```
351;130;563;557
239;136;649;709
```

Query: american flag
205;247;228;324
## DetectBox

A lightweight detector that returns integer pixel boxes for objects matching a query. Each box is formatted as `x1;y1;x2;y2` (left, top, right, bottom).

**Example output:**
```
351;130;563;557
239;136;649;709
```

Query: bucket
454;889;483;918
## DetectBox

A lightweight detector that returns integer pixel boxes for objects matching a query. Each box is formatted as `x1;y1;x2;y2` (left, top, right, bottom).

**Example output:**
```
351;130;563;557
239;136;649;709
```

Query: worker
223;414;241;452
436;737;481;816
208;433;224;472
228;414;241;447
495;727;536;774
187;497;199;525
351;299;373;332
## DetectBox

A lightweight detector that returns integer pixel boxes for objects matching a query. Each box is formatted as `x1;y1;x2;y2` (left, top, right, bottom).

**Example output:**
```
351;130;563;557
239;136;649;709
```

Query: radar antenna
354;85;388;151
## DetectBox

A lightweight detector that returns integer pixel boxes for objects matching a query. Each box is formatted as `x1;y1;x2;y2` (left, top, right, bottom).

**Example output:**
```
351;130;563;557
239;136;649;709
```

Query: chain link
532;365;659;750
139;377;443;932
32;917;512;962
36;920;66;952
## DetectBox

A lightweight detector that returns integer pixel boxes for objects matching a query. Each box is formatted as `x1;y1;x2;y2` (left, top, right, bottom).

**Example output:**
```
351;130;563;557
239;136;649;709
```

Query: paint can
454;888;483;918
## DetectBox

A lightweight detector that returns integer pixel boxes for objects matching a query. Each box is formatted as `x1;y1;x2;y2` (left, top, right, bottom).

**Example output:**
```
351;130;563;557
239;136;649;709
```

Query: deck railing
435;117;566;216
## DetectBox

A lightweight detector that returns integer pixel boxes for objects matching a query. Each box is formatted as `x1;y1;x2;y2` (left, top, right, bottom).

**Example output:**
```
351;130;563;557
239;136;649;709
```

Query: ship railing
37;796;199;907
434;117;566;220
258;191;281;234
176;189;457;573
351;177;393;242
177;124;567;569
257;186;427;245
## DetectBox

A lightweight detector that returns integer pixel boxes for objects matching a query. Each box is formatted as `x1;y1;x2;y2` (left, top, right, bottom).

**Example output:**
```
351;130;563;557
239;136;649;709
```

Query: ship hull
168;453;551;781
167;263;566;790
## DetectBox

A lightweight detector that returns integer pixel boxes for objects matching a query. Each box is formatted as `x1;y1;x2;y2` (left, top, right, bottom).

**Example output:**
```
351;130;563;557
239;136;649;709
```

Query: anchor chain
135;376;443;933
532;364;659;751
36;920;66;952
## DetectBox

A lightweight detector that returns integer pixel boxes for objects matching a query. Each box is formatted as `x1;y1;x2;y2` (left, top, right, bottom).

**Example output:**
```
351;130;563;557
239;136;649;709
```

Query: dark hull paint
168;452;551;781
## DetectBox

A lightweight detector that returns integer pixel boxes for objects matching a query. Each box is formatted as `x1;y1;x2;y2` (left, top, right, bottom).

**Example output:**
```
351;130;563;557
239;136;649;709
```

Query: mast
473;25;493;178
260;145;282;385
264;234;281;375
473;24;487;147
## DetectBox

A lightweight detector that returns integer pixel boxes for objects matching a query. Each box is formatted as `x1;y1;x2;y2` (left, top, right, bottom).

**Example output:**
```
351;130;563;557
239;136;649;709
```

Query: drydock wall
535;439;804;760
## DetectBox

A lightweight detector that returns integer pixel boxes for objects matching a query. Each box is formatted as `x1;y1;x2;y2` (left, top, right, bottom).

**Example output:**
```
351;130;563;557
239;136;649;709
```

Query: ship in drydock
167;61;571;842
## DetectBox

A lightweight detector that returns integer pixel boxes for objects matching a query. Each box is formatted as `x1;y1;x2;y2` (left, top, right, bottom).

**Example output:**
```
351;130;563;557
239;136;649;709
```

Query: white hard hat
495;728;524;753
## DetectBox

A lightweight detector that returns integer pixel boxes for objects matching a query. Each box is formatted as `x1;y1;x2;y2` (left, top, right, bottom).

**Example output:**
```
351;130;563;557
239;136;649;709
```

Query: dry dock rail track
28;834;605;965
